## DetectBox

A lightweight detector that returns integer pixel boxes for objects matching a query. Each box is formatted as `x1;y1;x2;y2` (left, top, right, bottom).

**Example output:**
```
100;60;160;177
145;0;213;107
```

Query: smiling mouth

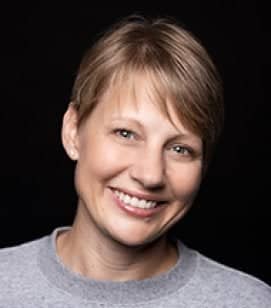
112;189;166;209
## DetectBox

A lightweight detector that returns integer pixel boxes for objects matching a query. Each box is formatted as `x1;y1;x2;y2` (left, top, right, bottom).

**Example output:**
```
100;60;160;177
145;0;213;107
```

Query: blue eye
172;145;190;155
115;129;135;139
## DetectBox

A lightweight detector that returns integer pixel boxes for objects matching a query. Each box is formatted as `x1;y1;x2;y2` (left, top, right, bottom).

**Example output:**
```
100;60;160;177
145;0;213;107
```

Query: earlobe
61;104;79;161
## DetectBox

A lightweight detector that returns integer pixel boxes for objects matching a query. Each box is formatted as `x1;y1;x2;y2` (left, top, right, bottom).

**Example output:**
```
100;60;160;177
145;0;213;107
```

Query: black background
1;2;270;285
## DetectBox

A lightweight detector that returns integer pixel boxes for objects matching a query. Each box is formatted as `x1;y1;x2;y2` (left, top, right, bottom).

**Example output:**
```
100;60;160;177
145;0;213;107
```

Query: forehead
101;70;183;126
92;71;201;141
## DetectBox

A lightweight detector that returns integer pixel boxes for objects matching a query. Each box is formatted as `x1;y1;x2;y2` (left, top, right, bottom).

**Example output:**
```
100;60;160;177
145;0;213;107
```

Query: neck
57;206;178;281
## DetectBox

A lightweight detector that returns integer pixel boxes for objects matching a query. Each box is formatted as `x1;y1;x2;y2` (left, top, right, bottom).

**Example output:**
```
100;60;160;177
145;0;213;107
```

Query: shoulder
0;236;46;266
193;249;271;306
0;236;49;290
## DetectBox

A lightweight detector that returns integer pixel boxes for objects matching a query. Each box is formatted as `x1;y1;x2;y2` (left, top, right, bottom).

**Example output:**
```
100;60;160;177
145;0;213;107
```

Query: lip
109;188;167;218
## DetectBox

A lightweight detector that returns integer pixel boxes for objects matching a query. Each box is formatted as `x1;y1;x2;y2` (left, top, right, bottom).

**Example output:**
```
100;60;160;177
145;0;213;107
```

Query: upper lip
110;187;168;203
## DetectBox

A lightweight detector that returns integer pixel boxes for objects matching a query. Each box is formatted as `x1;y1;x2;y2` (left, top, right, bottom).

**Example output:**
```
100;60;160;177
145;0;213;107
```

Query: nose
129;148;165;190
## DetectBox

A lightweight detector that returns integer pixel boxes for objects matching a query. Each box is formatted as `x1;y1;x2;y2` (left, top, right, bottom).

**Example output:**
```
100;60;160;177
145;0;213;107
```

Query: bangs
106;64;198;136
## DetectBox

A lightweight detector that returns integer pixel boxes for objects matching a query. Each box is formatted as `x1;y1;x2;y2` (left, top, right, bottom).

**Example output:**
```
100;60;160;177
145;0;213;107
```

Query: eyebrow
110;116;144;128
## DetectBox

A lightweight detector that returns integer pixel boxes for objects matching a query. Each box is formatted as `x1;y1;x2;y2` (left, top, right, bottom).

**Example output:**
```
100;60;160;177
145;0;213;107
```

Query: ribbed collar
38;227;198;305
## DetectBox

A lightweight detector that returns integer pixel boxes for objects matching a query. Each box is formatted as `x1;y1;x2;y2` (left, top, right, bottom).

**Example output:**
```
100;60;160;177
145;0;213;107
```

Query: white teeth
139;199;147;208
131;197;137;206
124;195;130;203
113;189;157;209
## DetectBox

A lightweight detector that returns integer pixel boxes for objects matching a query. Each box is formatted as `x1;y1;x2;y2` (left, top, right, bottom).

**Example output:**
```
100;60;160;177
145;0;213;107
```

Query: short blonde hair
71;16;224;166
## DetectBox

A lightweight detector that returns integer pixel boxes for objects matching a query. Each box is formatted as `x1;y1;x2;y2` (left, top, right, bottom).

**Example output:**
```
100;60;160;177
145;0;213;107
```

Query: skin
59;75;203;281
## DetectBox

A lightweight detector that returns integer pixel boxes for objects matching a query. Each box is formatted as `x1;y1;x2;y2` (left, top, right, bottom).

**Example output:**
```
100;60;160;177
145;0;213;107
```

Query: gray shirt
0;227;270;307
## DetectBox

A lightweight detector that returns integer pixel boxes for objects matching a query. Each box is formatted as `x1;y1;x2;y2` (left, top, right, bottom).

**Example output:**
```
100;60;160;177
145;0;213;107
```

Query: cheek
169;163;202;200
78;137;132;181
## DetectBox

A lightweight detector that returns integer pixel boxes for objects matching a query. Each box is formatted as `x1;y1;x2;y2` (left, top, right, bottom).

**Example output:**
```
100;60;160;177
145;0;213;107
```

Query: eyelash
114;128;135;139
170;145;193;157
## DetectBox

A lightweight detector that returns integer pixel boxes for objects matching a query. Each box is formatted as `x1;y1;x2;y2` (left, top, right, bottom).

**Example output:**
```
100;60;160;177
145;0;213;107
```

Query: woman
0;15;270;307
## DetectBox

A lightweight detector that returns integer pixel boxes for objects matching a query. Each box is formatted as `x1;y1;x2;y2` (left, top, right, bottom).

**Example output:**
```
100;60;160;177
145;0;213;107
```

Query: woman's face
64;77;203;247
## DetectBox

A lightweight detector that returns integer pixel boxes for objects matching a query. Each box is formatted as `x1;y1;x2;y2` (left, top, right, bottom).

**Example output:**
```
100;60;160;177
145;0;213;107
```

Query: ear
61;104;80;161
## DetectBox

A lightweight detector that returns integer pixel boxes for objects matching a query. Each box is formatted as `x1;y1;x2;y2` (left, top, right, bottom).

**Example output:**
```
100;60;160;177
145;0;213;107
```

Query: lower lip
110;189;166;218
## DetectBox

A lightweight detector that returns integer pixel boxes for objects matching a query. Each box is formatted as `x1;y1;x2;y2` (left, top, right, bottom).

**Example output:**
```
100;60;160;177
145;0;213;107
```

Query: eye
171;145;192;157
173;145;189;154
114;128;135;139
